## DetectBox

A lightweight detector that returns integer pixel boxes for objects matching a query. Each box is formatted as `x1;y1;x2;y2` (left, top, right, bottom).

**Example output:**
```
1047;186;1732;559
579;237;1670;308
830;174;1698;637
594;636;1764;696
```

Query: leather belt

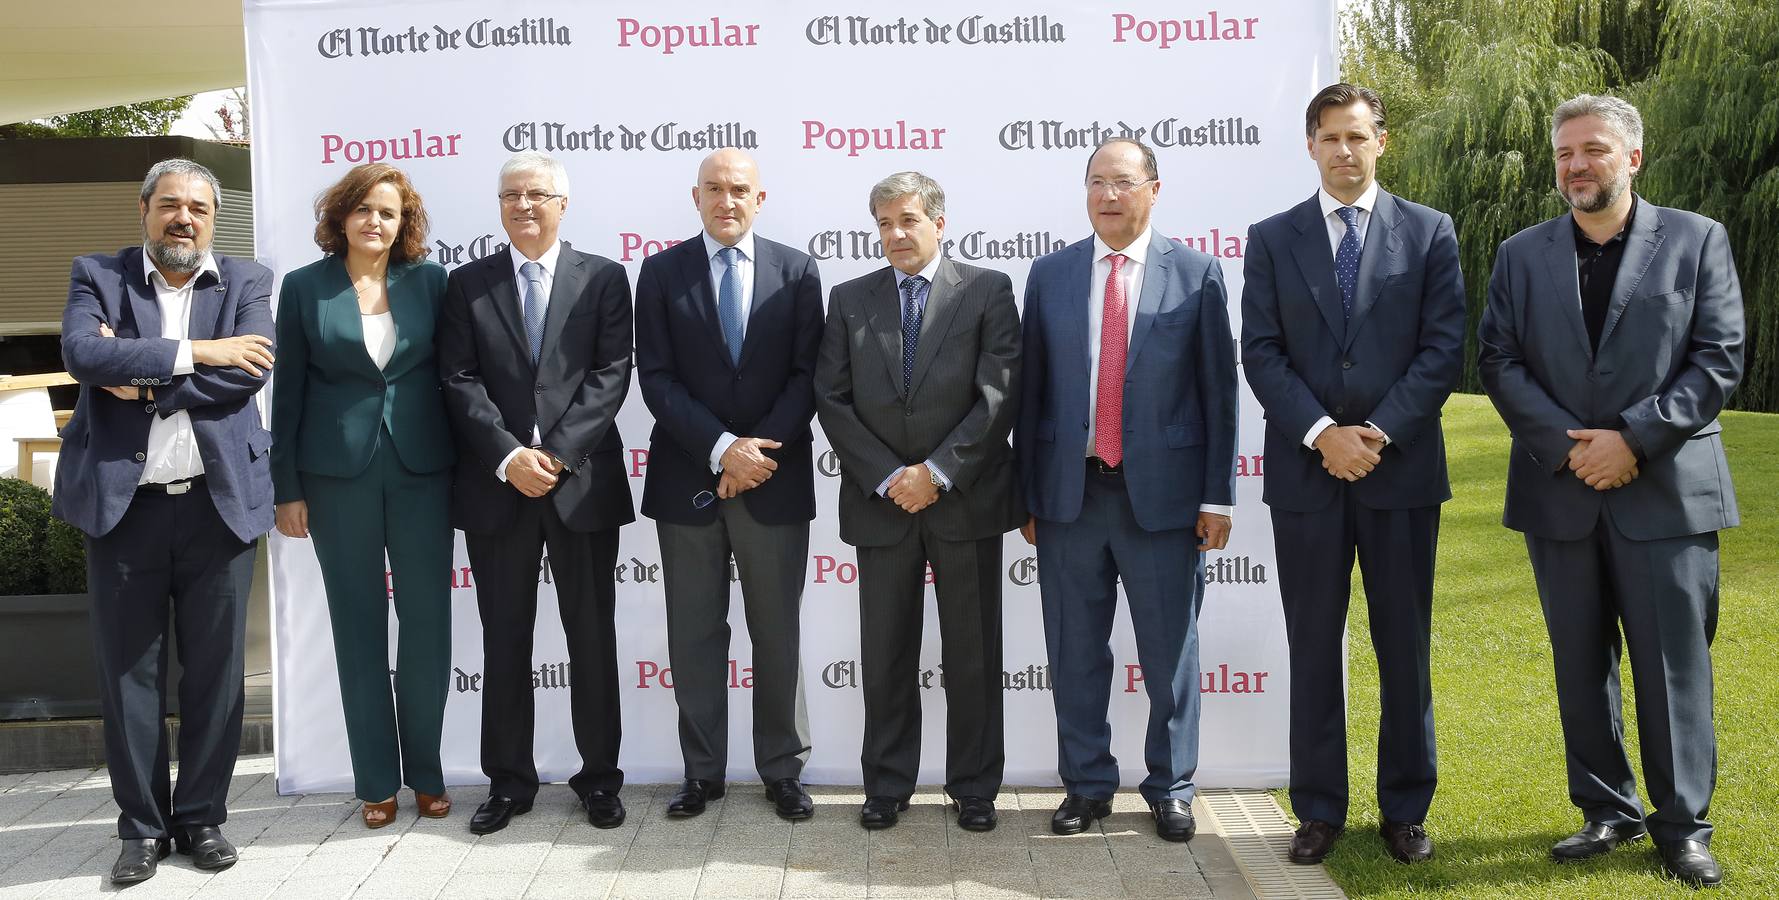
1086;457;1122;476
139;475;204;495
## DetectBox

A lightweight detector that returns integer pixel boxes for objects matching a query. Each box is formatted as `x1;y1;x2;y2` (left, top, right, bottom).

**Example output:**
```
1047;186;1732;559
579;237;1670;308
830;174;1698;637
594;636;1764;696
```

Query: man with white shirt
1240;83;1466;864
635;149;824;820
438;151;635;834
1016;137;1238;843
54;158;276;884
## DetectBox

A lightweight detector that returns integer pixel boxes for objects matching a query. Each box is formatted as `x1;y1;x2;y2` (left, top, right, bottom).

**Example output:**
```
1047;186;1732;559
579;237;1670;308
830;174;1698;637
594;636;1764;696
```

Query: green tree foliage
0;96;192;140
1344;0;1778;410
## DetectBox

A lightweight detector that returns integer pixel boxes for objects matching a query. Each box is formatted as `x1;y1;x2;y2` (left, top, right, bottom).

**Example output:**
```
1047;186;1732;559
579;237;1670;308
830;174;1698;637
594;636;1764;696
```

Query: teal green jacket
271;255;455;503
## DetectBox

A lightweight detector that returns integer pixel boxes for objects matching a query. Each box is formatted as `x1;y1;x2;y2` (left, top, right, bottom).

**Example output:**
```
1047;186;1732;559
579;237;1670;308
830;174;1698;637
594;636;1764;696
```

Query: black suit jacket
438;241;635;533
635;234;823;526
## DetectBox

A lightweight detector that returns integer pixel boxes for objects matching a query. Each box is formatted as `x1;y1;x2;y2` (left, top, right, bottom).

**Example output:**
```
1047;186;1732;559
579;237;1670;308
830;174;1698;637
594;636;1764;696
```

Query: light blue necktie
1334;206;1362;318
717;247;744;365
900;274;928;392
520;260;546;363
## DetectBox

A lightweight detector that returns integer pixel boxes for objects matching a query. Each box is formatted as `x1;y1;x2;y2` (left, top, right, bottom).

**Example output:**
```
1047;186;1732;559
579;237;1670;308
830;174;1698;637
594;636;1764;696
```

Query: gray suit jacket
1477;197;1743;541
815;257;1023;547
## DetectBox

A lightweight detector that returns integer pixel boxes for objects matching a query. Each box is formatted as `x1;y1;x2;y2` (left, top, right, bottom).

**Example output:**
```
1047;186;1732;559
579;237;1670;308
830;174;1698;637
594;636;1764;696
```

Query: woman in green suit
272;163;456;827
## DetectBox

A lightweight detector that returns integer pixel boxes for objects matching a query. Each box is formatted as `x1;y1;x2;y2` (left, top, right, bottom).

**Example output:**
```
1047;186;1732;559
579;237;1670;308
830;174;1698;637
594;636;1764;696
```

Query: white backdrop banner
247;0;1335;795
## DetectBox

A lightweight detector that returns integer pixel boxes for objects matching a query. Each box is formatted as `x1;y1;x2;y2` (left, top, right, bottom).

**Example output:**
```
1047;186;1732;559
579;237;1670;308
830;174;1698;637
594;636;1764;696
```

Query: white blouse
361;311;395;370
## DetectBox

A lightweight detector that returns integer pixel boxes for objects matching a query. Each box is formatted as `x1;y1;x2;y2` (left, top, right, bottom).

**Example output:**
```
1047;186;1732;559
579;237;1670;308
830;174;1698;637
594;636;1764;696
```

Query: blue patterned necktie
900;274;928;392
520;260;546;363
1334;205;1362;318
717;247;744;365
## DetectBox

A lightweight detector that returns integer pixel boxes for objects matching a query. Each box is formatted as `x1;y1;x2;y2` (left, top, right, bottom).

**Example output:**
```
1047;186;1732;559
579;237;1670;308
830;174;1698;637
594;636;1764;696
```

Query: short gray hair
868;171;945;220
499;151;571;199
1552;94;1644;152
139;158;222;211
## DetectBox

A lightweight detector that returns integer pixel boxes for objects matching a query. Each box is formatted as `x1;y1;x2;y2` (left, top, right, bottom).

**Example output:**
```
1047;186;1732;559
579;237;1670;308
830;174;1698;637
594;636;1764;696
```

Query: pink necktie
1095;254;1128;467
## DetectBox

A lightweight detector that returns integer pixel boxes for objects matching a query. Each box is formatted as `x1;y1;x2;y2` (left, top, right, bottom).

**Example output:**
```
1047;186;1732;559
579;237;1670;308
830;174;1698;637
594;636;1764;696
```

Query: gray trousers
1525;506;1719;844
657;499;811;783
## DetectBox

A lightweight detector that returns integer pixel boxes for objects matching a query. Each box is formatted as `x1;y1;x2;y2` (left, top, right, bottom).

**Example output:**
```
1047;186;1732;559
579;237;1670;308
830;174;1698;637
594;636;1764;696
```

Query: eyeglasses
1085;178;1155;195
497;191;565;206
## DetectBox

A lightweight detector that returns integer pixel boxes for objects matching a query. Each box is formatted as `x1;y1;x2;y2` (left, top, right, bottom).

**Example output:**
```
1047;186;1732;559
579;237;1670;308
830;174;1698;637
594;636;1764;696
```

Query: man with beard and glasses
1478;94;1744;887
53;158;277;884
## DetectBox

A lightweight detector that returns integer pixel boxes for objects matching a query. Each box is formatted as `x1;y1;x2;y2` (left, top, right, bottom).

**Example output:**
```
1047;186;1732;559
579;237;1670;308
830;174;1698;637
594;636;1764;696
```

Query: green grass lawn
1294;392;1779;898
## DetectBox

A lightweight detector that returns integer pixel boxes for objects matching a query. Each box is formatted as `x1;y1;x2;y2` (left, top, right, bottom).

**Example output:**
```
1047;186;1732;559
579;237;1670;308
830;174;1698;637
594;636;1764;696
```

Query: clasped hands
887;463;939;514
1316;424;1387;481
92;322;274;401
506;447;565;498
1566;428;1639;491
716;437;782;499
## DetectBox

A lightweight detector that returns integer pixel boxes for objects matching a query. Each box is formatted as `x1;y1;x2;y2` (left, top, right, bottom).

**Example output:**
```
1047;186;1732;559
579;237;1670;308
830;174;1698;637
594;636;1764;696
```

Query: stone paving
0;755;1265;899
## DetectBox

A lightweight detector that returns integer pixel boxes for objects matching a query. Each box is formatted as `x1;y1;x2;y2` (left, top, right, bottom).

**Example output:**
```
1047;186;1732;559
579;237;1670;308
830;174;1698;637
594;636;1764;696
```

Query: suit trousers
87;482;254;839
1525;506;1719;844
1272;493;1438;828
1036;469;1204;804
856;514;1004;802
301;428;453;802
657;500;811;783
466;495;623;802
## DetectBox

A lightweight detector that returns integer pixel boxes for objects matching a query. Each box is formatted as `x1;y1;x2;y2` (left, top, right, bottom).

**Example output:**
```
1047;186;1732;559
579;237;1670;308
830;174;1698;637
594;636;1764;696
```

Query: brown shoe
362;797;397;829
1380;820;1433;863
1289;820;1342;864
416;791;452;818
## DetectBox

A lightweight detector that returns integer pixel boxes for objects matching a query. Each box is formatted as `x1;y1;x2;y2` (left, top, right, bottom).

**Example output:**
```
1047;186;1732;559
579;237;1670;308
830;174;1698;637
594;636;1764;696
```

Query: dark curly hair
312;163;431;263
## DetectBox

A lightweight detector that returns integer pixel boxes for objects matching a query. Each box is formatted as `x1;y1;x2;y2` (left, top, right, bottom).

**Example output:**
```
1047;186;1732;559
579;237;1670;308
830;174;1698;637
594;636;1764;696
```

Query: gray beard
1562;175;1627;214
146;237;205;274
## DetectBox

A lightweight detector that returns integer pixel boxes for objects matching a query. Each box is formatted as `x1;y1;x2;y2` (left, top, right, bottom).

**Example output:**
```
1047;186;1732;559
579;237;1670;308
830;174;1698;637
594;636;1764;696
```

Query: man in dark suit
1479;94;1742;887
815;171;1022;832
636;149;823;820
1016;138;1238;844
1240;83;1466;865
54;158;276;883
439;151;635;834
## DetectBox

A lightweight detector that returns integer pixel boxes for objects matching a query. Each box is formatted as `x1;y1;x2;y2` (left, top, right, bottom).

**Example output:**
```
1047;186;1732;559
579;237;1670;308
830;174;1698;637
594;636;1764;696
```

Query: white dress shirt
137;249;209;485
361;311;395;370
1303;182;1391;448
1083;229;1230;517
704;230;757;473
496;242;563;481
874;255;951;496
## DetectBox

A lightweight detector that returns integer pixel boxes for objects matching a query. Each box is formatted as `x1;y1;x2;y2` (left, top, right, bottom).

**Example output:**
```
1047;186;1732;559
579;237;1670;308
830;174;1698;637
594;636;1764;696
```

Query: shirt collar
140;246;219;290
1318;181;1381;221
510;241;562;282
702;230;756;264
893;254;944;290
1572;194;1639;249
1094;226;1153;268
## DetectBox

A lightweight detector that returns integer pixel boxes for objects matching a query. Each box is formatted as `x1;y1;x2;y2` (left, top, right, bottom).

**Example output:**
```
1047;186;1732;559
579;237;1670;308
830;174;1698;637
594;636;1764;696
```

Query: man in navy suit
1240;83;1466;865
53;158;277;884
1016;137;1239;843
636;149;824;821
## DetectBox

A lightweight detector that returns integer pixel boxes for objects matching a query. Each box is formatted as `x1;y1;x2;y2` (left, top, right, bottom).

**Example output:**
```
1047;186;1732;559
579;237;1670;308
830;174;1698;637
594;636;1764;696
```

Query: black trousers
86;483;254;840
466;497;622;802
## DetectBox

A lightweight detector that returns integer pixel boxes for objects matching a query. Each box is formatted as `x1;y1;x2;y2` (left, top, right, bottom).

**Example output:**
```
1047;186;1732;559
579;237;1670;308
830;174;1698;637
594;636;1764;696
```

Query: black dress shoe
954;796;997;832
174;824;237;870
109;838;170;884
584;789;626;829
1380;820;1434;863
1151;798;1197;842
1551;821;1647;861
1051;794;1112;835
666;779;725;818
469;795;532;835
1658;839;1723;887
859;795;909;830
765;778;813;820
1289;820;1342;864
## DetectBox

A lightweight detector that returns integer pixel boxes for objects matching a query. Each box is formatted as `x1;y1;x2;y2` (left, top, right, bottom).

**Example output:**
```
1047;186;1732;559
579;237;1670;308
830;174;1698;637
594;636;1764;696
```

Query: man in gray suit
1478;94;1743;888
816;171;1022;832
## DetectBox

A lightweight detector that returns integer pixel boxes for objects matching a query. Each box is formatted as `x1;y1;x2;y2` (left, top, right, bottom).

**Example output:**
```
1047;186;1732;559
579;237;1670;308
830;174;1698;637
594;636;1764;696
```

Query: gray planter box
0;592;182;720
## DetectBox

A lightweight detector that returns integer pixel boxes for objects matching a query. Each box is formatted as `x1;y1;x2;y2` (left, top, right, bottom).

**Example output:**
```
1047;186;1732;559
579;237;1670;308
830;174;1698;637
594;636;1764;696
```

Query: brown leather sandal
416;791;452;818
362;797;397;829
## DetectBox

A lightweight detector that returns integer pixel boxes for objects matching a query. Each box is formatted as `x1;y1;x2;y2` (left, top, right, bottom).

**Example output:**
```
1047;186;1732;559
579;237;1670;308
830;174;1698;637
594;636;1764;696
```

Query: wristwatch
929;467;944;490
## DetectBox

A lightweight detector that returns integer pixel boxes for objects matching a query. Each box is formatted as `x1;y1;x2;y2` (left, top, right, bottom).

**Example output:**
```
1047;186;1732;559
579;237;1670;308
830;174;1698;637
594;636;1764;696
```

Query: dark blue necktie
1335;206;1362;318
717;247;744;364
900;275;927;392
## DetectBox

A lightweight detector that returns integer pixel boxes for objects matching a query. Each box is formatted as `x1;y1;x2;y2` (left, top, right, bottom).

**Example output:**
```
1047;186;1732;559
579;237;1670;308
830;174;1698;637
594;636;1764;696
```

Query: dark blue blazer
635;234;823;526
1240;190;1466;513
1016;231;1239;533
53;247;276;541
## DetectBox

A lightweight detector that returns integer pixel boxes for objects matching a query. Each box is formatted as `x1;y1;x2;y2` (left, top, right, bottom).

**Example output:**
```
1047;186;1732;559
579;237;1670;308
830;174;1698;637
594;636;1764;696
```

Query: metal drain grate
1198;789;1347;900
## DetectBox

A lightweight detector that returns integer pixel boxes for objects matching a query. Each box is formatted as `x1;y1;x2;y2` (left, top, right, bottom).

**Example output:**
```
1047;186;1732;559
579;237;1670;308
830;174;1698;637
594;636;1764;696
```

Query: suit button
1334;406;1345;414
905;408;913;417
134;452;146;462
734;374;742;382
534;384;545;393
144;403;156;414
1342;360;1353;369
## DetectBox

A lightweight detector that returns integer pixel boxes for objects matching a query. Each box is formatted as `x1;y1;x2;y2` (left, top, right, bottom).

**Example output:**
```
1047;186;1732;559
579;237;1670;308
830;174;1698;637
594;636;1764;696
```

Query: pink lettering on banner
1124;663;1270;694
627;448;649;478
802;120;946;157
319;129;462;165
1110;12;1259;48
1172;228;1249;259
618;233;685;261
812;555;857;584
637;660;755;689
616;17;759;54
